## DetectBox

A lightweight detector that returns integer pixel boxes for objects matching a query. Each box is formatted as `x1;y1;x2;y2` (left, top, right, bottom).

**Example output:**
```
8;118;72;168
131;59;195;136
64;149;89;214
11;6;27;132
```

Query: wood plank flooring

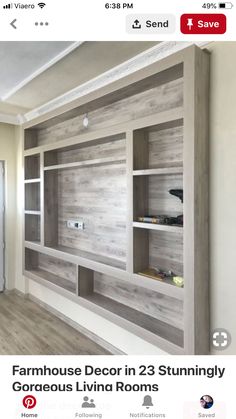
0;292;110;355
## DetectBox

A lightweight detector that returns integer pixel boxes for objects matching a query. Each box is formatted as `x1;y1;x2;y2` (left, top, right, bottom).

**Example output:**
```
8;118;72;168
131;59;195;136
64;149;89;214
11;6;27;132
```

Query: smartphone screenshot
0;0;235;417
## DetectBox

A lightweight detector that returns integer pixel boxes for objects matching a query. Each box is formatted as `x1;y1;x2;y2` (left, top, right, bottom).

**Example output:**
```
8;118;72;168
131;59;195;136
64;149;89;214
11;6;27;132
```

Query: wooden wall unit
23;46;209;355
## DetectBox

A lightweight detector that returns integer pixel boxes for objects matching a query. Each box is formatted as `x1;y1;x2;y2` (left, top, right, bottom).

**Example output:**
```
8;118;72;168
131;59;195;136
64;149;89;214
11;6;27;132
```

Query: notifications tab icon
180;14;226;34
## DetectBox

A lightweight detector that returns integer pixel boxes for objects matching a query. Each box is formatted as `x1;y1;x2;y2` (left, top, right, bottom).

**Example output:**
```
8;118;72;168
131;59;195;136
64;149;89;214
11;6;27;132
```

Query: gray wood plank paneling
84;293;183;347
149;173;183;217
57;162;127;264
37;78;183;146
37;253;76;284
25;155;40;180
149;230;183;276
149;124;183;168
25;183;40;211
94;272;183;329
25;214;40;242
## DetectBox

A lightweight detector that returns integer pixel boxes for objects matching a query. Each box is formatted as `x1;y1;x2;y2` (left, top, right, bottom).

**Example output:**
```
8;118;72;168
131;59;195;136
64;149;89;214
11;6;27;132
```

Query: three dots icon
35;22;49;26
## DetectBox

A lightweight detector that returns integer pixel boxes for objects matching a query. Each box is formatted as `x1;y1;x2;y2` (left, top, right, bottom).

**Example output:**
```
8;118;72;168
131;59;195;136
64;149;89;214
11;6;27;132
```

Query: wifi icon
38;2;46;8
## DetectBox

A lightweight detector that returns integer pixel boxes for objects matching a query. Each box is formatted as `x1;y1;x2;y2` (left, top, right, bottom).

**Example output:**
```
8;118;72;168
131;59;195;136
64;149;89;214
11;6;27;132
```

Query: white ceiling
0;41;158;121
0;42;75;100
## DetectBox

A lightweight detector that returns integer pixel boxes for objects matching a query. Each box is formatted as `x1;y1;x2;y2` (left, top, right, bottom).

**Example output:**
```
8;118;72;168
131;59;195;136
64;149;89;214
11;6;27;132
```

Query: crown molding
0;113;22;125
22;41;212;124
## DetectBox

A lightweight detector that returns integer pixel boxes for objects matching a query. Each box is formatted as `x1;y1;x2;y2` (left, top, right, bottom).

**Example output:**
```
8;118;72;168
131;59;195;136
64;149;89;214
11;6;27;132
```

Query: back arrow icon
10;19;17;29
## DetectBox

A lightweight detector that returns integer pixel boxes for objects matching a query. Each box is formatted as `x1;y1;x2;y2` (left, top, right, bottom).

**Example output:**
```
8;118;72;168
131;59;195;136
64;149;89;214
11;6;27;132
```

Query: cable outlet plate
67;220;84;230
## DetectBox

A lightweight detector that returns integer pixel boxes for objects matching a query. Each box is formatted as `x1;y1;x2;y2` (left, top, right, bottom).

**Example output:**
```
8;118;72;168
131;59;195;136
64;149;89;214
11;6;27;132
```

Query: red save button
181;14;226;34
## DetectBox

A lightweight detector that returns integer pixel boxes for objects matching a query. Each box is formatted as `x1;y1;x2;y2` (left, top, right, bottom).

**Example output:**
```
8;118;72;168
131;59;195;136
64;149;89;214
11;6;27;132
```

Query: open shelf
25;249;77;294
133;166;183;177
25;213;40;242
133;119;183;171
78;268;184;348
44;134;127;272
44;133;126;167
25;154;40;180
134;228;183;285
44;156;125;171
133;222;183;234
25;182;40;212
25;269;76;293
24;178;41;184
86;293;183;347
47;245;126;271
134;173;183;224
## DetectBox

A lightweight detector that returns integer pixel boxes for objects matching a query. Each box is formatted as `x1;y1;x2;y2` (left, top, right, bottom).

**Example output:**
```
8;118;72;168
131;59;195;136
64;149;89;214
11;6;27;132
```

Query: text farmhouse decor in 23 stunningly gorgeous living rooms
23;45;209;355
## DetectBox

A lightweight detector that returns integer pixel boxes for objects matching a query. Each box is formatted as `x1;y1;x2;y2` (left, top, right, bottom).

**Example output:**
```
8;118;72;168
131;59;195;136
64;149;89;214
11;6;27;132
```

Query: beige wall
208;42;236;354
12;41;236;354
0;123;17;290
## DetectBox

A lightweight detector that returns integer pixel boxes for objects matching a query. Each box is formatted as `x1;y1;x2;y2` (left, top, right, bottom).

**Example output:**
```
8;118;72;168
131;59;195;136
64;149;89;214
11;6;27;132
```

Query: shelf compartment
79;269;184;348
25;182;40;212
44;139;127;271
133;221;183;234
133;166;183;177
25;248;77;293
133;119;183;171
44;133;126;168
24;129;38;150
24;179;41;184
25;66;183;149
134;228;183;284
44;156;125;171
25;154;40;180
48;245;126;271
134;172;184;221
25;213;40;243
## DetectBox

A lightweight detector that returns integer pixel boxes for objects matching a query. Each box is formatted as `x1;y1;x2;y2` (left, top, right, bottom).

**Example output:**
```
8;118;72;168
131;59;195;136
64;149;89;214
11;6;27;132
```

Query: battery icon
219;2;233;8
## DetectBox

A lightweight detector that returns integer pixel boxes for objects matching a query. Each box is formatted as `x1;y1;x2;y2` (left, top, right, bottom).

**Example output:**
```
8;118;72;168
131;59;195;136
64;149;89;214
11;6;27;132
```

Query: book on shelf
138;268;164;281
137;215;183;226
137;215;169;224
139;268;184;287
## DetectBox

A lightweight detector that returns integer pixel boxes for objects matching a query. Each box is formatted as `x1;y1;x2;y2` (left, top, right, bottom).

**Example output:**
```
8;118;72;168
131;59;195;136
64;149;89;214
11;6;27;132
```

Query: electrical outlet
67;220;84;230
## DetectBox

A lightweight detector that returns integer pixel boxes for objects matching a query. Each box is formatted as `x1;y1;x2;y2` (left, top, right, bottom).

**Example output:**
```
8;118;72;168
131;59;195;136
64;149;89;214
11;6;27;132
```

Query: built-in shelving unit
23;46;209;354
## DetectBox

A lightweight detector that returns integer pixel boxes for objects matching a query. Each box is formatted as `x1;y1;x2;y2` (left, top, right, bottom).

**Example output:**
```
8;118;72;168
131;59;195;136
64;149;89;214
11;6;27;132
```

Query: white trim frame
0;161;5;292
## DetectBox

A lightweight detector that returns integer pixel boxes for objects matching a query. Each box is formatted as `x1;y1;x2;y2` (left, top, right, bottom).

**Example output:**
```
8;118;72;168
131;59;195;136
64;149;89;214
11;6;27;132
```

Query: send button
126;14;176;34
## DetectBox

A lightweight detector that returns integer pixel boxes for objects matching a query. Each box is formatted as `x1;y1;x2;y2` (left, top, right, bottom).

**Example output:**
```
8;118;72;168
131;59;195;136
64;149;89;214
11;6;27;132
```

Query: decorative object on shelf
138;215;168;224
139;268;175;282
139;268;165;281
168;189;184;226
83;113;89;128
173;276;184;288
137;214;183;227
169;189;183;203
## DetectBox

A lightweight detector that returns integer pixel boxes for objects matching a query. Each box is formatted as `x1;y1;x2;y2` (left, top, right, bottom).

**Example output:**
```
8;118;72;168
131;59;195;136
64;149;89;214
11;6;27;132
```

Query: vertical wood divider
126;130;134;274
183;46;210;355
76;265;79;296
40;151;45;246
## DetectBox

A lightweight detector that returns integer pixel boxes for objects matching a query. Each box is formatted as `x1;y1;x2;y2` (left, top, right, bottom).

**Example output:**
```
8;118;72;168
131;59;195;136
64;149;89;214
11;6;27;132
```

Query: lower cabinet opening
78;267;184;348
25;249;77;294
